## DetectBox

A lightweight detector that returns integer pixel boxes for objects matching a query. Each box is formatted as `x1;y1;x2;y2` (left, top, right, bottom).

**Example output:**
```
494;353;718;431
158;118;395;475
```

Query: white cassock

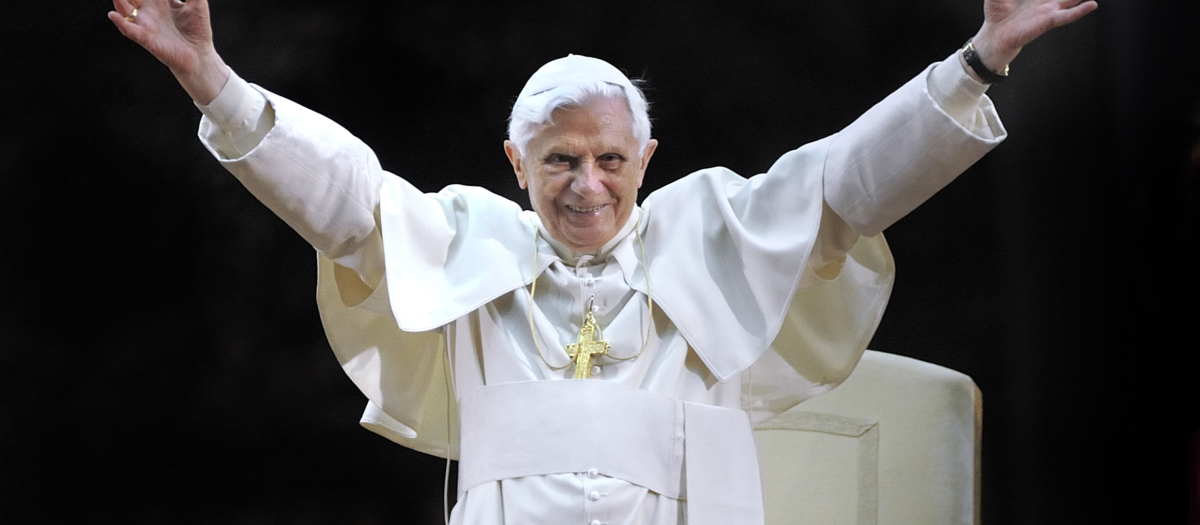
197;54;1005;525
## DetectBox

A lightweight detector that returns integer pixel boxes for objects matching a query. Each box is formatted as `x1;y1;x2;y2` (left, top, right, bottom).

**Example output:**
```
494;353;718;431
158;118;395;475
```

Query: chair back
753;350;982;525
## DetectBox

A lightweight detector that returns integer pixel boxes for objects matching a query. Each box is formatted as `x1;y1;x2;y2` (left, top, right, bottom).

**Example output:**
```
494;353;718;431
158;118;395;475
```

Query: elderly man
110;1;1095;523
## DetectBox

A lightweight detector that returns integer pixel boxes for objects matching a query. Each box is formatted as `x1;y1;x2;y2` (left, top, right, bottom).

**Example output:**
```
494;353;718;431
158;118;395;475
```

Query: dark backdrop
3;1;1196;523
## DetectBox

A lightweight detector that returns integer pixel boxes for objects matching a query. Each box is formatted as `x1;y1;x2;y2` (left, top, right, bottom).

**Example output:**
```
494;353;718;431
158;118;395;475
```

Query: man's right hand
108;0;230;105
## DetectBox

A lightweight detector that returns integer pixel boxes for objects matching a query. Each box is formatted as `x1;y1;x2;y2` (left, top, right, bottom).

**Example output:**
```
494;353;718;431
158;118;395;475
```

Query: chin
562;230;610;252
566;239;605;252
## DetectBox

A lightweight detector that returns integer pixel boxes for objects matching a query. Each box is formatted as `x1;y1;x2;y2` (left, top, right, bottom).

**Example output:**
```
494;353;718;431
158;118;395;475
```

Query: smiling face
505;96;658;252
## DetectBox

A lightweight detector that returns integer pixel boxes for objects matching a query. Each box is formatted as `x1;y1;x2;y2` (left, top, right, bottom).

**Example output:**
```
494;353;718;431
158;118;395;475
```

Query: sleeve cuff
196;71;275;160
927;52;990;126
195;71;267;133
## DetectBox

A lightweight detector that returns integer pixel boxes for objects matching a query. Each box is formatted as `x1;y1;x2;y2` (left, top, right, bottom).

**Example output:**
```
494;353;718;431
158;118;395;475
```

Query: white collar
531;207;647;294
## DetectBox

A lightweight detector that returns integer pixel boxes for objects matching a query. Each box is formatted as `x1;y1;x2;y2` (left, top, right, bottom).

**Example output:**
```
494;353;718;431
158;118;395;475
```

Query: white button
587;468;599;478
586;278;595;287
589;491;601;501
591;366;601;376
590;521;602;525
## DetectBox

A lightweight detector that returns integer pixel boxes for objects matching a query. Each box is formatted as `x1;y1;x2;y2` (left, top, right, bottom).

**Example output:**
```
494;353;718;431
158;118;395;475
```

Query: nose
571;161;604;196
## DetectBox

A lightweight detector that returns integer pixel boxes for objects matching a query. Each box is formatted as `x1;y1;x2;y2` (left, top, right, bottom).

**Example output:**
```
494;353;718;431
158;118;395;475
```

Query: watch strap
962;40;1009;84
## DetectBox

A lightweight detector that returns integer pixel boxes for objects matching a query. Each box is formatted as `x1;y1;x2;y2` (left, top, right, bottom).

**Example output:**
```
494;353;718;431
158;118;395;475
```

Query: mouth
566;204;608;214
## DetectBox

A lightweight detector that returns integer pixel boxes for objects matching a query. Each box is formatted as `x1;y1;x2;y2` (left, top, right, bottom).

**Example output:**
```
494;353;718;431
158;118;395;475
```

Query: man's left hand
970;0;1098;76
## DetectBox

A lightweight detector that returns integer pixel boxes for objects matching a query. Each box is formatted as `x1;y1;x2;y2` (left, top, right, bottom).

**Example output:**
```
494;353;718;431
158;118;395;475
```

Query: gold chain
528;219;654;371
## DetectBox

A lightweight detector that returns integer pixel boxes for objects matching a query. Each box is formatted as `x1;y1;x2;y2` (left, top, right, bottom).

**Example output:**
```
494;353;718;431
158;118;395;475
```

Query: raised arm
108;0;229;105
109;0;385;291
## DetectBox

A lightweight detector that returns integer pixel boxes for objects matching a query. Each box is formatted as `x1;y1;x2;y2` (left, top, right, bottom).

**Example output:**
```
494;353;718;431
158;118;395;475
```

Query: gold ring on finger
125;8;138;22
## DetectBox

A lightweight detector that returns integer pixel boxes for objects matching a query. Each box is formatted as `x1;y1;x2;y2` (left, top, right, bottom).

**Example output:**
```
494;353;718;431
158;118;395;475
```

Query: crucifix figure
565;308;610;379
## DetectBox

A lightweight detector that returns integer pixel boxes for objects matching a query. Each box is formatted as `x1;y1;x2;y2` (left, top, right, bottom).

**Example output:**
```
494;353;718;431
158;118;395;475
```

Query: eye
597;153;625;170
543;153;577;170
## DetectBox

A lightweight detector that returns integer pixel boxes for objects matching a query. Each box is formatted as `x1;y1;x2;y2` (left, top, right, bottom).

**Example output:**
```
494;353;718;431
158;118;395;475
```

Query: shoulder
643;138;835;208
642;167;742;210
382;178;526;221
437;183;524;211
643;138;834;217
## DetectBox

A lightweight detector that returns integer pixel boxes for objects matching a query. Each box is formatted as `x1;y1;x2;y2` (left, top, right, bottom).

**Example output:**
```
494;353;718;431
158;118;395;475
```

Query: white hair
507;79;652;157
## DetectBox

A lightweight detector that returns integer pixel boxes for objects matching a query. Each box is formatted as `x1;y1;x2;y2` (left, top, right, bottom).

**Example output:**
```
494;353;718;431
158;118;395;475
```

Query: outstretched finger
112;0;137;19
1051;0;1098;28
108;0;140;34
107;10;141;40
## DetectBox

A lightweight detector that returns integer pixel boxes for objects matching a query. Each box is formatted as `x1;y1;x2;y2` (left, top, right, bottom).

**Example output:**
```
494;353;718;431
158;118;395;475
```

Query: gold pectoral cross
565;309;610;379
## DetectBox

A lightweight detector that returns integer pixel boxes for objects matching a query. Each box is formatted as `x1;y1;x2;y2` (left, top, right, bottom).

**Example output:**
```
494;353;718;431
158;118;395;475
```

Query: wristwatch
962;40;1009;84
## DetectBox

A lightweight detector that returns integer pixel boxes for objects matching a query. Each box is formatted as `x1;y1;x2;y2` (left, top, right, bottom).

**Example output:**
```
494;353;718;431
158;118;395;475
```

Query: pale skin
504;98;658;253
109;0;1097;246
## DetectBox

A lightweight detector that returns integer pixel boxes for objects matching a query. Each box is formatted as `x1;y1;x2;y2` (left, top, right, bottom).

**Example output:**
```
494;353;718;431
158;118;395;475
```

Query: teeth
568;205;604;213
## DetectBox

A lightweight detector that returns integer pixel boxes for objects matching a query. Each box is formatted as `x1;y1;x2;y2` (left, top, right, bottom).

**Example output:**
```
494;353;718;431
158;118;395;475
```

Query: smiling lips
566;204;608;214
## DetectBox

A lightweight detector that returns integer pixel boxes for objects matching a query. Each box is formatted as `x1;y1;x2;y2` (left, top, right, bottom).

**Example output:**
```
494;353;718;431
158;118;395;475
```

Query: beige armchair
754;350;982;525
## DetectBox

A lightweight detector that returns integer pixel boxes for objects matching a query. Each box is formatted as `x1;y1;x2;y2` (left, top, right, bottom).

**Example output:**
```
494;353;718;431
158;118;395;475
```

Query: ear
636;139;659;188
503;140;527;189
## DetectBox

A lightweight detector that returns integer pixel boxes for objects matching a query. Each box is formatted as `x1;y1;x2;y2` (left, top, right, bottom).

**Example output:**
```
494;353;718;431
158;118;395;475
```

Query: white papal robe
197;54;1005;525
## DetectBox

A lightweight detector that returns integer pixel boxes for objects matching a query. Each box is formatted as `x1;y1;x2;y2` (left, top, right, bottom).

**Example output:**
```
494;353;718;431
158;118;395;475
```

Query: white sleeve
806;54;1005;278
735;55;1002;415
821;54;1007;238
195;76;385;289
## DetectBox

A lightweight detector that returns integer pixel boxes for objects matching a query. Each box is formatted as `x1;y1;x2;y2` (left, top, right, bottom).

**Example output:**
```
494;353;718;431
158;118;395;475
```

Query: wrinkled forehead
516;54;636;103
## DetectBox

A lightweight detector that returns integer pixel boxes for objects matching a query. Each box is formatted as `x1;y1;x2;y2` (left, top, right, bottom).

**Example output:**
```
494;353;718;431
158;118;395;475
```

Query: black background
2;0;1197;523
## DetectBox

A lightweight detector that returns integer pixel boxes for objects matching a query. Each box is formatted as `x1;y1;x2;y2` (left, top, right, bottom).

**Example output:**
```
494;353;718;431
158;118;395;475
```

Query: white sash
458;380;764;525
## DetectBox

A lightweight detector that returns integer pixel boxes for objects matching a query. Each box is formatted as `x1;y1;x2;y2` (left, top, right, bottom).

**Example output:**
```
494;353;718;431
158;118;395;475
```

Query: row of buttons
585;469;607;525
